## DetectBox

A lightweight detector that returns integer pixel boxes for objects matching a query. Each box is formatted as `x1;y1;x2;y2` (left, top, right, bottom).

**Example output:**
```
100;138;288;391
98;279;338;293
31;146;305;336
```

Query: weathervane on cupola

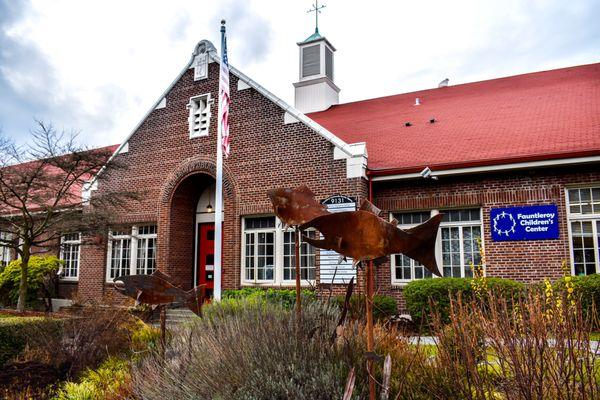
307;0;326;40
293;0;339;114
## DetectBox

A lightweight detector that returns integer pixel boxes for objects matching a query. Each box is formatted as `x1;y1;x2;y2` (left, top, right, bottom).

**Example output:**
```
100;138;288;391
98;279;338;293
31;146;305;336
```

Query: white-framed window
187;94;211;138
0;231;13;268
566;187;600;276
243;217;276;282
391;208;483;284
283;230;316;281
440;209;482;278
60;233;81;280
391;212;433;283
136;225;157;275
241;216;317;285
106;225;157;281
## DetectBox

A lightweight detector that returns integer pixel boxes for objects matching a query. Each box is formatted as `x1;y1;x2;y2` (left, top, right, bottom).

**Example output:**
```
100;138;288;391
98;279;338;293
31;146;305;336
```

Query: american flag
219;23;231;157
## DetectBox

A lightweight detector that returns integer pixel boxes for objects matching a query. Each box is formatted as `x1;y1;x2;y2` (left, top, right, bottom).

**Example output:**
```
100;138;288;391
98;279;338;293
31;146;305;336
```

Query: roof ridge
313;62;600;112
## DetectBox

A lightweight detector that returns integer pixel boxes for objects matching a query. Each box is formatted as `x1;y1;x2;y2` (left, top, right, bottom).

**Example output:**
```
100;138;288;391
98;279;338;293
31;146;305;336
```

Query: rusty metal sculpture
300;199;442;400
267;184;330;321
266;185;330;227
114;270;205;356
300;204;443;277
114;270;206;316
267;185;442;399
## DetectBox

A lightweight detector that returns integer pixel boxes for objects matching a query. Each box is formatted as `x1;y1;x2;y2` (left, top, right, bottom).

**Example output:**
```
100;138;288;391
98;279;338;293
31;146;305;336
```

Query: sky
0;0;598;148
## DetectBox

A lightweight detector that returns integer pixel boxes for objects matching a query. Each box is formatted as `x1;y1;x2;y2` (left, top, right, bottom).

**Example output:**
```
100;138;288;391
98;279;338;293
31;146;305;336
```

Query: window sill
189;132;209;139
241;281;315;287
59;277;79;283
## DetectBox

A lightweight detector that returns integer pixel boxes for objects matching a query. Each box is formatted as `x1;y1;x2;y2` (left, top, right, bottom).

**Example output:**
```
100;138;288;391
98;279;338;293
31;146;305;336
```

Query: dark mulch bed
0;360;69;399
0;308;72;318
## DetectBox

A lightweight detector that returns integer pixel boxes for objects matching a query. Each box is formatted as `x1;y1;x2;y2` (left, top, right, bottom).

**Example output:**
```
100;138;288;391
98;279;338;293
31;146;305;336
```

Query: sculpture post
295;227;302;324
366;260;376;400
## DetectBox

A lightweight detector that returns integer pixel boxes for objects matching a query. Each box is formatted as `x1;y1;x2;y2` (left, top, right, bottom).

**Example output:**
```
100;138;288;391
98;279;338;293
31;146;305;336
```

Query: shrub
55;307;139;377
554;274;600;327
427;290;600;399
133;300;360;400
130;319;161;355
222;287;316;308
331;294;398;321
0;256;63;306
404;277;525;326
0;316;62;366
55;356;132;400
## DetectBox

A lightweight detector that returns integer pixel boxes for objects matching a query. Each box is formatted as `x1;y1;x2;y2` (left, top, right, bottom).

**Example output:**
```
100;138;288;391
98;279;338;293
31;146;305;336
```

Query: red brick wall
78;61;367;302
74;58;599;312
371;166;600;310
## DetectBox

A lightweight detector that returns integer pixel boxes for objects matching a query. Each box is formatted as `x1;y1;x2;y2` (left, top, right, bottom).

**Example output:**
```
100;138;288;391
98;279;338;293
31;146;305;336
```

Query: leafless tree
0;121;138;312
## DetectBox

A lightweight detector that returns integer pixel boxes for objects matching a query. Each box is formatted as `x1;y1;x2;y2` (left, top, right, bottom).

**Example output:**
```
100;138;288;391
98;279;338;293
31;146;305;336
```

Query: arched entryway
158;157;238;293
164;173;215;291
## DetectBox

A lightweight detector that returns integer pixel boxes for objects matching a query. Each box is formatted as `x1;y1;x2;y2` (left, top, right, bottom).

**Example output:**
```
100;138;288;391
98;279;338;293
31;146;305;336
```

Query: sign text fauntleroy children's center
490;204;559;241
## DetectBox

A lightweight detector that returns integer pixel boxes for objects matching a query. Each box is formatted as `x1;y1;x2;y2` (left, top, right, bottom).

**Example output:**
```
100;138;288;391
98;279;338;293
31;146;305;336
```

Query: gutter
368;153;600;182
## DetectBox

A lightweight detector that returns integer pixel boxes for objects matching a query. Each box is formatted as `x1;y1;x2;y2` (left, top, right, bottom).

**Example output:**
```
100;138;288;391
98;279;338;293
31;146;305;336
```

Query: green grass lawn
590;332;600;341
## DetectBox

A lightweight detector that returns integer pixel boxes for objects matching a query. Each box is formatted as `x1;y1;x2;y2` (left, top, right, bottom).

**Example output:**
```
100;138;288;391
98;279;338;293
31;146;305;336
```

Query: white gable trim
207;52;358;159
92;40;366;186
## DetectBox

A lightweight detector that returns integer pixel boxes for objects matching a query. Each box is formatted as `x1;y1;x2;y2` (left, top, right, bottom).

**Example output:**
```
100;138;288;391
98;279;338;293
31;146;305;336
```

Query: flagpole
213;20;226;301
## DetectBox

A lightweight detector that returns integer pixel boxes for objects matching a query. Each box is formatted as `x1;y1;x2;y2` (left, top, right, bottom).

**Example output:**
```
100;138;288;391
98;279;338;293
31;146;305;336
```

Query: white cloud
0;0;598;147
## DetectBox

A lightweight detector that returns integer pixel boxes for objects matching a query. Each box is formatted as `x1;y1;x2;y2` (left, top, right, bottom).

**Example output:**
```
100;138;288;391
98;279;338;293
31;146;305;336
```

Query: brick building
2;31;599;309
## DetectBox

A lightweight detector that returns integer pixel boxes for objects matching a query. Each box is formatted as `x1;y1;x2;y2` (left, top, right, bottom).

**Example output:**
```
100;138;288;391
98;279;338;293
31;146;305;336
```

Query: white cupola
293;27;339;113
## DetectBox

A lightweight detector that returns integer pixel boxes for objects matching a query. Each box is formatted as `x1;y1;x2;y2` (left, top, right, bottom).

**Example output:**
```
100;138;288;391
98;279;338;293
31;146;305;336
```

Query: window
0;232;12;268
241;216;317;285
441;209;482;278
136;225;157;275
391;209;483;284
567;187;600;276
283;230;316;281
243;217;275;282
187;94;211;138
392;212;432;282
60;233;81;280
107;225;157;281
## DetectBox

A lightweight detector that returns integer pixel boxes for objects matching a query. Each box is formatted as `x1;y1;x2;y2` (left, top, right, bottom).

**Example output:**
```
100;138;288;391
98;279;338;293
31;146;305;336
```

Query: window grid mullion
253;232;259;284
459;227;465;278
593;221;600;274
130;227;138;276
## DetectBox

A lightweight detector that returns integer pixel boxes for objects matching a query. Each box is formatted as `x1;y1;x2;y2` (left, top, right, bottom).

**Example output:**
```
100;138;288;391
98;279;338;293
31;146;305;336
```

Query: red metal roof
308;63;600;174
0;144;119;214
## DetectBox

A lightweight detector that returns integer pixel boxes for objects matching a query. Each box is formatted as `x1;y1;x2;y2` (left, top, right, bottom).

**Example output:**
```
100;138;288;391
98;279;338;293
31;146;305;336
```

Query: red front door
197;223;215;297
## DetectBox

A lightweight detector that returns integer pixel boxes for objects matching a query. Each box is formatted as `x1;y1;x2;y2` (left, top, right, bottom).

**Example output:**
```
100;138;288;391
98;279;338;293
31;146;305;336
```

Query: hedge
404;277;525;326
554;274;600;326
0;315;63;366
222;287;316;309
331;294;397;321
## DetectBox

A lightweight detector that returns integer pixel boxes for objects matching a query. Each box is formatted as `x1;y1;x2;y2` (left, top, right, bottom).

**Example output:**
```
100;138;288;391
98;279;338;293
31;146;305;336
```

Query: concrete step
164;308;196;324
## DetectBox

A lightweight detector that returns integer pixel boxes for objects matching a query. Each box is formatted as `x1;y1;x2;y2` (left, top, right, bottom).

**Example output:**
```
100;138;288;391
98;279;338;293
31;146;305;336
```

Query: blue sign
490;205;559;241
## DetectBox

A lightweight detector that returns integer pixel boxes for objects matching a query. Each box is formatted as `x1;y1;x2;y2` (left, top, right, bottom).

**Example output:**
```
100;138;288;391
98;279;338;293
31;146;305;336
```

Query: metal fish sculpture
114;270;206;316
267;184;330;227
300;208;443;276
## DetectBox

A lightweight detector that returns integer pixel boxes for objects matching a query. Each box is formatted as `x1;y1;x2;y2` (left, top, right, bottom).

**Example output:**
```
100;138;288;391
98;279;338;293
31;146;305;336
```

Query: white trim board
371;155;600;182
